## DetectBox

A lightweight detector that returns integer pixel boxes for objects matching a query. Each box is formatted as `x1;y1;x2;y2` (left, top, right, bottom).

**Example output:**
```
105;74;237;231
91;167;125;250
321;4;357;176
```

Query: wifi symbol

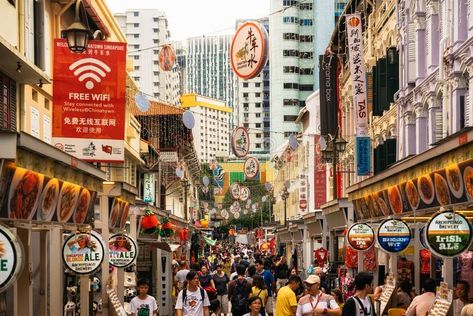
69;58;111;90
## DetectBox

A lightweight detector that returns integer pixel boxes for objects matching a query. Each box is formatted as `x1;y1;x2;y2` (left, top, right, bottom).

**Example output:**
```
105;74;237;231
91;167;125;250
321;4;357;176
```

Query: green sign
425;211;472;258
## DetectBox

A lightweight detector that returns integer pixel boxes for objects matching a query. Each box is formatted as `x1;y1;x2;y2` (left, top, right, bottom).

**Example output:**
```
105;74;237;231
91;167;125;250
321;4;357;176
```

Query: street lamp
181;178;191;222
280;185;290;227
62;0;90;53
321;128;347;200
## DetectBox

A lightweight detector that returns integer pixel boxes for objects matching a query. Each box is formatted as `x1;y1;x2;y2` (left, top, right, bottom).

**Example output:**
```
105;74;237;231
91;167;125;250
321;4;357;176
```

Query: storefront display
62;231;105;274
363;247;376;271
397;257;414;283
314;247;328;267
0;224;23;292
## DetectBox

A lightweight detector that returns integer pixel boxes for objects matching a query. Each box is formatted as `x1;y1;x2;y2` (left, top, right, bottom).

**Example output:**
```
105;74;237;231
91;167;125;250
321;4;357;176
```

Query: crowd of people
170;246;473;316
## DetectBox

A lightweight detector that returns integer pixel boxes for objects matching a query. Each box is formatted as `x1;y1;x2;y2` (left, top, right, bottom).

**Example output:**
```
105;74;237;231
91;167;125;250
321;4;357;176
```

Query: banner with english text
52;39;126;162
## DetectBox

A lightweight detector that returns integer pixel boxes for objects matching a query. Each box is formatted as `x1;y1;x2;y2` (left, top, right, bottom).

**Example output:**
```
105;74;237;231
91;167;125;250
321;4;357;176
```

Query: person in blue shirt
255;259;276;316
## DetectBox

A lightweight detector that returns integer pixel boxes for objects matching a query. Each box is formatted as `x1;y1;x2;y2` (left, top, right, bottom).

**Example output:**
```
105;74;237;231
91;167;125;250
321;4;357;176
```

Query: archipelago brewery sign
0;225;23;292
425;211;472;258
108;234;137;268
230;21;268;80
377;219;412;253
347;223;375;251
62;231;104;274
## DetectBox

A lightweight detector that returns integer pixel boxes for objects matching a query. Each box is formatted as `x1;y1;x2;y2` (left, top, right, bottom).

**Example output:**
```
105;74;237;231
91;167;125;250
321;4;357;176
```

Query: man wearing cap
296;275;341;316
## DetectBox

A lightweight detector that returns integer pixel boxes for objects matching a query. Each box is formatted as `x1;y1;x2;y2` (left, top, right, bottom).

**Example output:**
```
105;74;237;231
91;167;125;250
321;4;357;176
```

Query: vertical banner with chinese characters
346;14;371;176
298;172;308;214
356;137;371;176
143;173;155;203
52;39;126;162
314;135;327;209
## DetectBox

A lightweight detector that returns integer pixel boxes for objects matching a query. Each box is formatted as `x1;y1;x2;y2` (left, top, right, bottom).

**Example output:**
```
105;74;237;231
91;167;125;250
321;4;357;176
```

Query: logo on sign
0;225;22;292
347;223;375;251
377;219;411;253
108;234;138;268
69;58;111;90
62;232;104;274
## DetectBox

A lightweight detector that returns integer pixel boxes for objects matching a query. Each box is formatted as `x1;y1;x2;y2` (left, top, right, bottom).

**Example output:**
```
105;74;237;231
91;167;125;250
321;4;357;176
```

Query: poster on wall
0;225;23;292
52;39;126;162
377;219;412;253
0;162;96;224
230;21;268;80
62;231;105;274
108;234;138;268
353;158;473;220
425;210;472;258
347;223;375;251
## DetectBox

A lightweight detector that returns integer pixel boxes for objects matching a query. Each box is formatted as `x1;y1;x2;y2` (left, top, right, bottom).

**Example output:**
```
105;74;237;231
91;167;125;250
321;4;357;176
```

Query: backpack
182;288;205;305
231;279;249;313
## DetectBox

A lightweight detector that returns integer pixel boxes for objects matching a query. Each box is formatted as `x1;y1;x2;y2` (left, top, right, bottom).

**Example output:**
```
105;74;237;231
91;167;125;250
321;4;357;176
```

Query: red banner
52;39;126;162
314;135;327;209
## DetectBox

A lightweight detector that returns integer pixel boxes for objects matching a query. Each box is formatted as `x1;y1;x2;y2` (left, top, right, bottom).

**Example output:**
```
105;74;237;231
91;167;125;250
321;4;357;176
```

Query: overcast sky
106;0;270;41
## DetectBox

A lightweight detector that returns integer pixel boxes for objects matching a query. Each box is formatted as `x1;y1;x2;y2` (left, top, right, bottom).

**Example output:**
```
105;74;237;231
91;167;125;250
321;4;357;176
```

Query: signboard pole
80;275;89;315
100;195;110;316
49;227;63;316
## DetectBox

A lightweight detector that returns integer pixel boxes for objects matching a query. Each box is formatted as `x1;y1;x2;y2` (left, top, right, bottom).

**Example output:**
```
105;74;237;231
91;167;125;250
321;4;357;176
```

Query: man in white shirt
129;278;158;316
296;275;340;316
176;270;211;316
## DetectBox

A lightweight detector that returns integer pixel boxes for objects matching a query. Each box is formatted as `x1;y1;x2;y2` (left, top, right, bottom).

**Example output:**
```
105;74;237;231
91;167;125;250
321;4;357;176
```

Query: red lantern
140;209;159;232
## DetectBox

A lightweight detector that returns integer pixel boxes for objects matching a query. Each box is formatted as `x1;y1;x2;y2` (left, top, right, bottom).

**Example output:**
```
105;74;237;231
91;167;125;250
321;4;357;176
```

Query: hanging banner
425;210;472;258
143;173;155;203
244;157;259;180
240;187;250;202
377;219;412;253
314;135;327;209
52;39;126;162
230;21;269;80
62;231;105;274
346;14;368;136
108;234;138;268
0;225;23;292
230;183;241;200
299;173;308;214
356;136;371;176
158;44;176;71
231;127;250;158
318;55;338;136
347;223;375;251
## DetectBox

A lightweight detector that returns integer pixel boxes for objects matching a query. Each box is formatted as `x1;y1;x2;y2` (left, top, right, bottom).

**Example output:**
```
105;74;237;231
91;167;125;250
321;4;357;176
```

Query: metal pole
183;180;188;222
333;144;337;200
284;195;287;227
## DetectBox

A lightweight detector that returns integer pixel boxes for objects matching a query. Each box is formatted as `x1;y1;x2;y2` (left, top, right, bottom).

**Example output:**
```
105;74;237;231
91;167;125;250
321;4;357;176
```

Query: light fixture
16;62;22;73
61;0;90;53
335;132;348;153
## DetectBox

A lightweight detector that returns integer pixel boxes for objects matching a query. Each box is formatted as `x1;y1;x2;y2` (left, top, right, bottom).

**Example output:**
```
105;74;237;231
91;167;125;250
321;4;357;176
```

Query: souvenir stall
347;135;473;316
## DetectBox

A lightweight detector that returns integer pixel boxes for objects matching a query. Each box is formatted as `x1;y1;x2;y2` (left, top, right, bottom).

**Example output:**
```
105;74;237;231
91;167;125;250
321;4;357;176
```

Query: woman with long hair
251;275;268;316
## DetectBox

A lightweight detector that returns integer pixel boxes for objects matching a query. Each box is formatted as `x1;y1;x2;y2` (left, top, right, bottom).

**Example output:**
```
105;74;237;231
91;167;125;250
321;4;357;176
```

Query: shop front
347;131;473;312
302;212;324;274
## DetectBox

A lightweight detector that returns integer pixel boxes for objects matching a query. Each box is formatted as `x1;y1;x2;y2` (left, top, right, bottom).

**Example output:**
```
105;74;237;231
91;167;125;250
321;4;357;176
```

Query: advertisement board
108;234;138;268
52;39;126;162
314;135;326;209
0;225;23;292
62;231;104;274
377;219;412;253
347;223;375;251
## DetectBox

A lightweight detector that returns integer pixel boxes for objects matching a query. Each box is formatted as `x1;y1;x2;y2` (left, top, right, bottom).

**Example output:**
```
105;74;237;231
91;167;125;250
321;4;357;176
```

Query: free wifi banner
52;39;126;163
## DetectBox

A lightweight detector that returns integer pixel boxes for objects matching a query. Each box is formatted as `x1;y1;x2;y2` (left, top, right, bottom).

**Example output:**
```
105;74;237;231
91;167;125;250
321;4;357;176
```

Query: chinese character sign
346;14;368;137
143;173;155;203
314;135;327;208
52;39;126;162
230;21;268;80
299;172;308;214
356;137;371;176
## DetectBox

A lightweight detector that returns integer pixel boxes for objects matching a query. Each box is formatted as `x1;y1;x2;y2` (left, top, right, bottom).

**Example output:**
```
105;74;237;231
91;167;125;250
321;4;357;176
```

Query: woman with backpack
252;275;268;316
229;264;252;316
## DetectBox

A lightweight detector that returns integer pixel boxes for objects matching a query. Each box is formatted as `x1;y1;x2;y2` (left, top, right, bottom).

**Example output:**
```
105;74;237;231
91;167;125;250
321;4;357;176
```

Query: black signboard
319;54;338;136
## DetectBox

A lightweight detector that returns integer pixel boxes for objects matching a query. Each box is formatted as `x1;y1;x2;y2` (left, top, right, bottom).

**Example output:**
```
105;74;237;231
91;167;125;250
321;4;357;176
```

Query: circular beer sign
232;127;250;158
62;231;104;274
244;157;259;180
108;234;138;268
377;219;412;253
347;223;375;251
0;225;23;292
230;21;268;80
425;210;472;258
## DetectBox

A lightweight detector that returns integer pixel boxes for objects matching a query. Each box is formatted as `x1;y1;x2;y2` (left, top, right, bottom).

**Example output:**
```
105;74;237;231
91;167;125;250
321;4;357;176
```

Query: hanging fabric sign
62;231;105;274
240;186;250;202
231;183;241;200
244;157;259;180
108;234;138;268
231;127;250;158
299;172;308;214
377;219;412;253
425;210;472;258
158;44;176;71
0;225;23;292
347;223;375;251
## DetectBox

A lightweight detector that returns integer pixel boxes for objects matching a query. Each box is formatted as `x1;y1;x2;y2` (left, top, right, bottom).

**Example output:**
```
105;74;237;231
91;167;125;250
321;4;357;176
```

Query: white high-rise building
235;18;270;158
114;9;180;105
186;35;237;111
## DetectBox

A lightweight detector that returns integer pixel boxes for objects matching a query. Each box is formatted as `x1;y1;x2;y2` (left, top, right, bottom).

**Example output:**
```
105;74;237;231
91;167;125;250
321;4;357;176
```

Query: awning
0;35;50;84
306;221;323;235
137;239;172;252
292;230;303;242
278;232;292;242
324;211;346;229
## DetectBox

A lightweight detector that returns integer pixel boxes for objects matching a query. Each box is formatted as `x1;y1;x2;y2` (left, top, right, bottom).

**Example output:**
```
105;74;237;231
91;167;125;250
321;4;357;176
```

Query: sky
106;0;270;41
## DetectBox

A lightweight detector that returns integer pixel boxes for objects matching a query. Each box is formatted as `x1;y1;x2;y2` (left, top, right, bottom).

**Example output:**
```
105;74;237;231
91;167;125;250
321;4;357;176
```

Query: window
283;50;299;57
134;66;140;71
300;3;312;10
153;28;159;33
244;123;249;128
299;52;313;59
134;23;139;27
133;77;140;82
283;16;299;24
153;71;159;76
264;122;270;128
256;143;262;148
243;82;249;87
283;0;299;6
153;17;159;22
374;139;397;175
243;103;249;109
299;35;313;43
244;113;249;118
133;11;139;16
284;83;299;89
300;68;313;75
32;89;38;102
44;99;50;110
153;49;159;54
133;34;139;38
299;84;313;91
373;48;399;116
153;39;159;44
299;19;313;26
255;83;261;87
2;74;18;131
154;93;160;98
133;55;139;60
284;115;298;122
283;33;299;41
255;102;261;108
256;133;262;138
153;82;159;86
283;66;300;73
283;99;299;106
153;60;159;64
255;93;261;97
243;93;249;98
256;123;261;128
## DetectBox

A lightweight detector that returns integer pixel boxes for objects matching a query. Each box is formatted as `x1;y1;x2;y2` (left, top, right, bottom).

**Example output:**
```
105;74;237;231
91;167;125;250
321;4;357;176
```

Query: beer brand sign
62;231;104;274
377;219;411;253
108;234;137;268
230;21;268;80
0;225;22;292
347;223;375;251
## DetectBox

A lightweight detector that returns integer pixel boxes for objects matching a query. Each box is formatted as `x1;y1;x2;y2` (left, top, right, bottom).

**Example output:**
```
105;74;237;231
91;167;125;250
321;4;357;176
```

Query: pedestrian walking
129;278;158;316
213;264;230;316
275;256;289;291
176;271;211;316
341;272;375;316
275;275;302;316
255;259;276;316
296;275;340;316
175;261;190;290
243;296;264;316
228;264;252;316
404;278;436;316
252;275;269;316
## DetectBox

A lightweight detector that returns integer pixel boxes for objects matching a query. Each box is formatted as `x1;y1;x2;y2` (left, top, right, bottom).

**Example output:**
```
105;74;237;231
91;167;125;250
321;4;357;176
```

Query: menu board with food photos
430;282;453;316
0;163;96;224
108;197;130;230
353;159;473;220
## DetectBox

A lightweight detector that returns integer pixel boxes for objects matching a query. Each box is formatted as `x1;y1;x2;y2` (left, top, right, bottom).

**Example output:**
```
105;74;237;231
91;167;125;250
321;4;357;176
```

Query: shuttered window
0;72;16;132
373;139;397;175
466;93;471;127
434;107;444;142
373;49;399;116
407;22;416;83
